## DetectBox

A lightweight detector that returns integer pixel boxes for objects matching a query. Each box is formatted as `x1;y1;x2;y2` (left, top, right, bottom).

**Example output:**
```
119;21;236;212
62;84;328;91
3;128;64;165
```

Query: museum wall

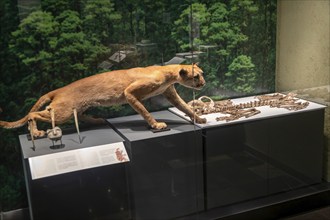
276;0;329;90
276;0;330;181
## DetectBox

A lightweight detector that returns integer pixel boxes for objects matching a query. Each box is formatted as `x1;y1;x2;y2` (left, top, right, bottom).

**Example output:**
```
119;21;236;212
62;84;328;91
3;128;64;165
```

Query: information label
29;142;129;180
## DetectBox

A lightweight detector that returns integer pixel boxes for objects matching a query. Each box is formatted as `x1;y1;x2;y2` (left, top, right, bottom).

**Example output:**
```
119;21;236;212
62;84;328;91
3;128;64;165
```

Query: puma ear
193;62;199;66
179;69;188;78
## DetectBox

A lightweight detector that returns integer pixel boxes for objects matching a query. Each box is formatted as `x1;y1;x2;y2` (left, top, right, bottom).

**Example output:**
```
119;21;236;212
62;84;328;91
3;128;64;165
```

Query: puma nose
196;82;205;89
199;81;205;88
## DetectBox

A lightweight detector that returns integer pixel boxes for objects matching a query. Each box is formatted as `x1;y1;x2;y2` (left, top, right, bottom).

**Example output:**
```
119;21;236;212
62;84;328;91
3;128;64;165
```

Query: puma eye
194;74;200;80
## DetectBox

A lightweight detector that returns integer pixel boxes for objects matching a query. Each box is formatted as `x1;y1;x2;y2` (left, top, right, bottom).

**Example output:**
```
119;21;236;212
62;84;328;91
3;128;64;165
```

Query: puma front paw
151;122;168;130
193;116;207;124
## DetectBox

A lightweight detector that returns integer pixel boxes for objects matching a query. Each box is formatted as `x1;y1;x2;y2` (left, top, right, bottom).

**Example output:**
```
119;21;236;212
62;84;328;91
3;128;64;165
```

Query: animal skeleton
188;93;310;122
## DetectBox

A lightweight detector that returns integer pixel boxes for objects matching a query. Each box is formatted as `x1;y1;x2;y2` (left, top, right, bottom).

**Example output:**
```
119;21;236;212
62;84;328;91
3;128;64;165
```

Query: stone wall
276;0;330;181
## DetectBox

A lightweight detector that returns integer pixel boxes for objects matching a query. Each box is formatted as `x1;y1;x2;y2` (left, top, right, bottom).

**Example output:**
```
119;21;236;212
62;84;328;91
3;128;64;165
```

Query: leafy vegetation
225;55;257;93
0;0;276;211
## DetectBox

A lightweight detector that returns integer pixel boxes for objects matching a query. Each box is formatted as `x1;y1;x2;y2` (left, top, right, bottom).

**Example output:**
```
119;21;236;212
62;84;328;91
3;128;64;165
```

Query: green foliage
0;0;20;85
225;55;257;94
54;10;109;81
10;9;111;92
10;11;58;94
0;127;27;211
172;3;209;51
41;0;82;16
171;1;261;96
82;0;121;45
0;165;26;211
199;61;220;93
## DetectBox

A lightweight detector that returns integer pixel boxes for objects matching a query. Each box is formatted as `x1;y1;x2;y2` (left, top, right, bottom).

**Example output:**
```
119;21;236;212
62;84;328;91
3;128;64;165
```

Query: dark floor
1;206;330;220
281;206;330;220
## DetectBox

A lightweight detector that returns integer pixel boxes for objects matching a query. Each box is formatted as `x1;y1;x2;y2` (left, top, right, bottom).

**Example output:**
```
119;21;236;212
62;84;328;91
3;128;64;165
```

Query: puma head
178;63;206;90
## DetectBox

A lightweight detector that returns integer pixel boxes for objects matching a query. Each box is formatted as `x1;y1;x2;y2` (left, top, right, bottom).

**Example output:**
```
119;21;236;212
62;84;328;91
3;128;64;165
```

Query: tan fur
0;64;206;137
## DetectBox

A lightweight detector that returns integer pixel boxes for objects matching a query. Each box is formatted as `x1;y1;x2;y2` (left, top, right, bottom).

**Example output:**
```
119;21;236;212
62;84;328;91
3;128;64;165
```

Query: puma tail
0;115;29;129
0;92;54;129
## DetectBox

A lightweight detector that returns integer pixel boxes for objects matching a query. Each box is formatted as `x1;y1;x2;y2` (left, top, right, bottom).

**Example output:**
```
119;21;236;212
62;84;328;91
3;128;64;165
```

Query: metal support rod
73;108;82;144
50;108;55;129
28;121;36;151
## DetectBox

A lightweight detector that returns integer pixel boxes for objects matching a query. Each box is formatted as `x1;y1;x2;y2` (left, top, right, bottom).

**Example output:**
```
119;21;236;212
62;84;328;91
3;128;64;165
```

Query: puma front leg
124;82;167;130
163;86;206;124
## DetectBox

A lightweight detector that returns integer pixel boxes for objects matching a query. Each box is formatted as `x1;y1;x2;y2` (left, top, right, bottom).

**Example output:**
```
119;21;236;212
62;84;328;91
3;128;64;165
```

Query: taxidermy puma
0;64;206;137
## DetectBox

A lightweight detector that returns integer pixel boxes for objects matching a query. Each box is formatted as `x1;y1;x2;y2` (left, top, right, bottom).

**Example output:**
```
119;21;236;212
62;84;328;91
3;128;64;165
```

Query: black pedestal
204;109;325;209
20;125;130;220
107;110;204;220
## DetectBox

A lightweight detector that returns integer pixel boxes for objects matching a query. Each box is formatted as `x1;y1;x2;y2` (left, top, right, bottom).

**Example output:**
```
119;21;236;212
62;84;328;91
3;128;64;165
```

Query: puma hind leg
27;109;52;137
27;105;74;137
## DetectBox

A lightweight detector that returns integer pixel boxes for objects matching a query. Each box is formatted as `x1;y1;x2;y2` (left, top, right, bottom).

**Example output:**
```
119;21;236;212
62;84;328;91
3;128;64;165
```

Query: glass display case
0;0;329;219
170;94;325;210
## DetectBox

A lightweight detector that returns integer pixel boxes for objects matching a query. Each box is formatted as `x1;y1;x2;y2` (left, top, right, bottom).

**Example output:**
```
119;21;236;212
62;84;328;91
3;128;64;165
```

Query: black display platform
107;110;204;220
19;102;326;220
19;125;130;220
203;109;325;209
170;96;326;212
